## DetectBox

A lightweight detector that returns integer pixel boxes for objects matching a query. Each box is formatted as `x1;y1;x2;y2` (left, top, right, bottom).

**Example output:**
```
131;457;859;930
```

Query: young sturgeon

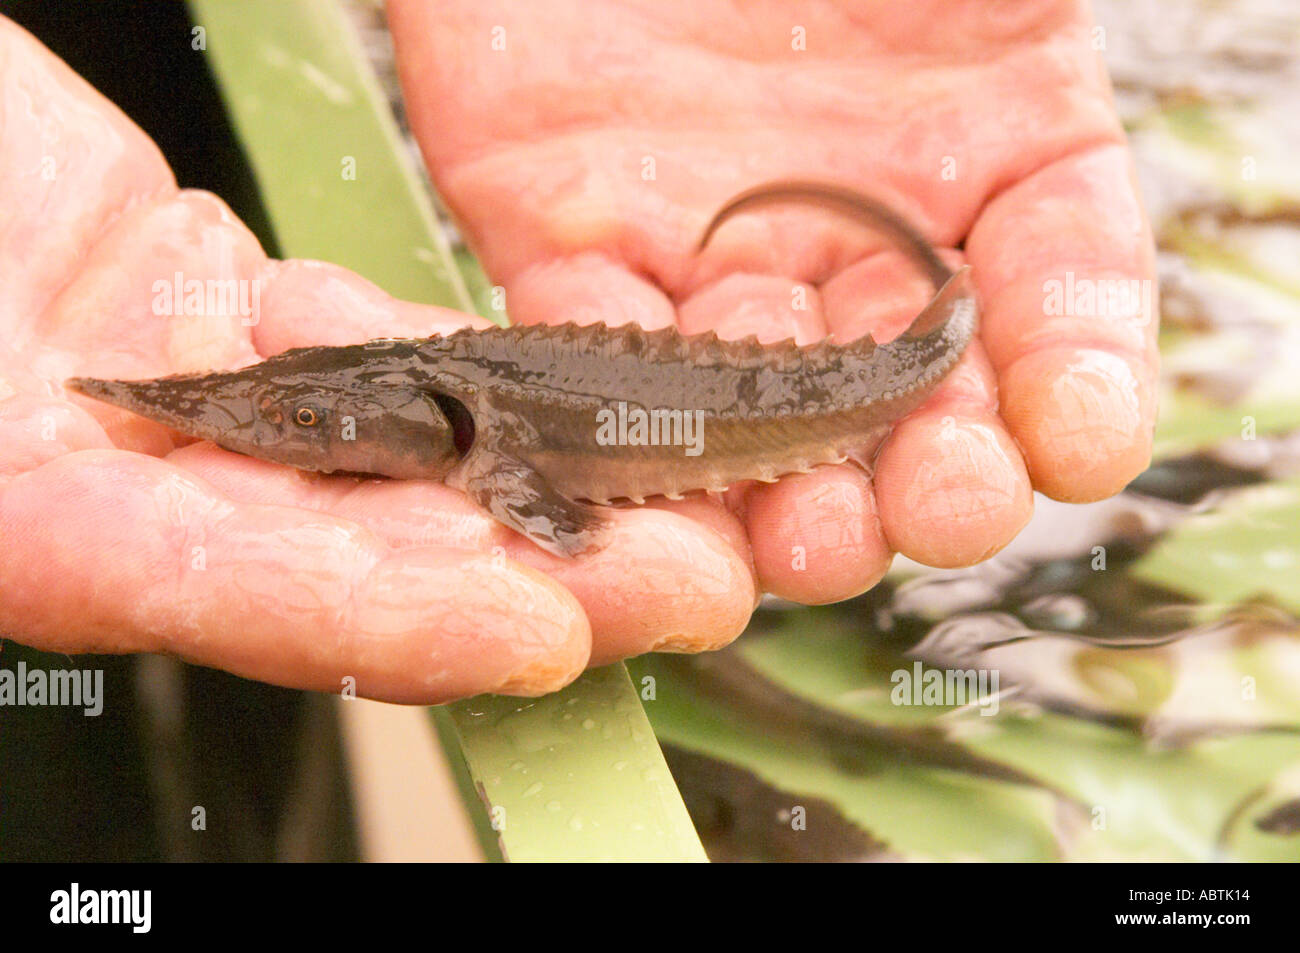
68;182;975;557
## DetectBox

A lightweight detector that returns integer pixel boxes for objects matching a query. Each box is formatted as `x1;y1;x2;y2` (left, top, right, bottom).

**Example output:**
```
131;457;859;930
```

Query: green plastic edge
191;0;706;863
448;665;707;862
189;0;473;310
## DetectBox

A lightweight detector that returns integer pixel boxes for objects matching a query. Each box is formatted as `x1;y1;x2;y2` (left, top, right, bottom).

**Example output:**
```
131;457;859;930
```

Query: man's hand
389;0;1158;603
0;15;754;703
0;0;1156;704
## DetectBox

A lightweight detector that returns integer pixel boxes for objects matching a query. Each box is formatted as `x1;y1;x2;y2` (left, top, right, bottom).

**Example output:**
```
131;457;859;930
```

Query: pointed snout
66;372;258;443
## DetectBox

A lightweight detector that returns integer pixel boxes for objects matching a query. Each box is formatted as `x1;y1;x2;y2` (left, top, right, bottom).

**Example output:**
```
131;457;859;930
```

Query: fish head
67;343;466;480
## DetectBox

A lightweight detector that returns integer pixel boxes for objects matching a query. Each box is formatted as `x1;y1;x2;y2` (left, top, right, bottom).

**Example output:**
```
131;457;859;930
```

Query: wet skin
68;183;977;558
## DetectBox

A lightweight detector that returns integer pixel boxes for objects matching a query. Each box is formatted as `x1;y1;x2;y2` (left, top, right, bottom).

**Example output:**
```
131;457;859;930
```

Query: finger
676;270;877;601
872;344;1034;567
965;144;1158;502
0;450;591;702
819;250;1032;570
254;259;492;354
739;466;893;603
169;443;757;665
553;265;842;601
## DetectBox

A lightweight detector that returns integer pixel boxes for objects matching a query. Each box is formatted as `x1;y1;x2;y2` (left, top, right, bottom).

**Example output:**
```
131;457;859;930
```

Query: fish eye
294;406;322;427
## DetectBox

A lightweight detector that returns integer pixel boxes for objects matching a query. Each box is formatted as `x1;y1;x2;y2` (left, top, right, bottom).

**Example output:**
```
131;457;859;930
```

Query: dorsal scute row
443;320;866;371
414;321;890;419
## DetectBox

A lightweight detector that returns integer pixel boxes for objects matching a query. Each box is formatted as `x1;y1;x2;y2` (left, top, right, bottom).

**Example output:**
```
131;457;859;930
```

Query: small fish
68;182;975;557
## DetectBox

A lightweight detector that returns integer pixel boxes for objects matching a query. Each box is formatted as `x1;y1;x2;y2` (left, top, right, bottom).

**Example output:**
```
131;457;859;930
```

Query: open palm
0;1;1155;703
390;0;1157;595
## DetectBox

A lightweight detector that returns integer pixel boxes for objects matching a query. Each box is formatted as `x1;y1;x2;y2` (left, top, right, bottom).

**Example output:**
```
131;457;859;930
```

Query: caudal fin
902;266;976;340
696;180;954;291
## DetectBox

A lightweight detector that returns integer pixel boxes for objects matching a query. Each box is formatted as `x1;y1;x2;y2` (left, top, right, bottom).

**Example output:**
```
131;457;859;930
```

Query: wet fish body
68;183;977;556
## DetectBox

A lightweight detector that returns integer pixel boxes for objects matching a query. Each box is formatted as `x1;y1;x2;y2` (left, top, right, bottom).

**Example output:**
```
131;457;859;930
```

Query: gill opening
431;392;476;457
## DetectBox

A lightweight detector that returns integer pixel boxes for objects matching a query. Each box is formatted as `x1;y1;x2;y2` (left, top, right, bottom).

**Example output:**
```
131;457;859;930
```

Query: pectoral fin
453;448;608;558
